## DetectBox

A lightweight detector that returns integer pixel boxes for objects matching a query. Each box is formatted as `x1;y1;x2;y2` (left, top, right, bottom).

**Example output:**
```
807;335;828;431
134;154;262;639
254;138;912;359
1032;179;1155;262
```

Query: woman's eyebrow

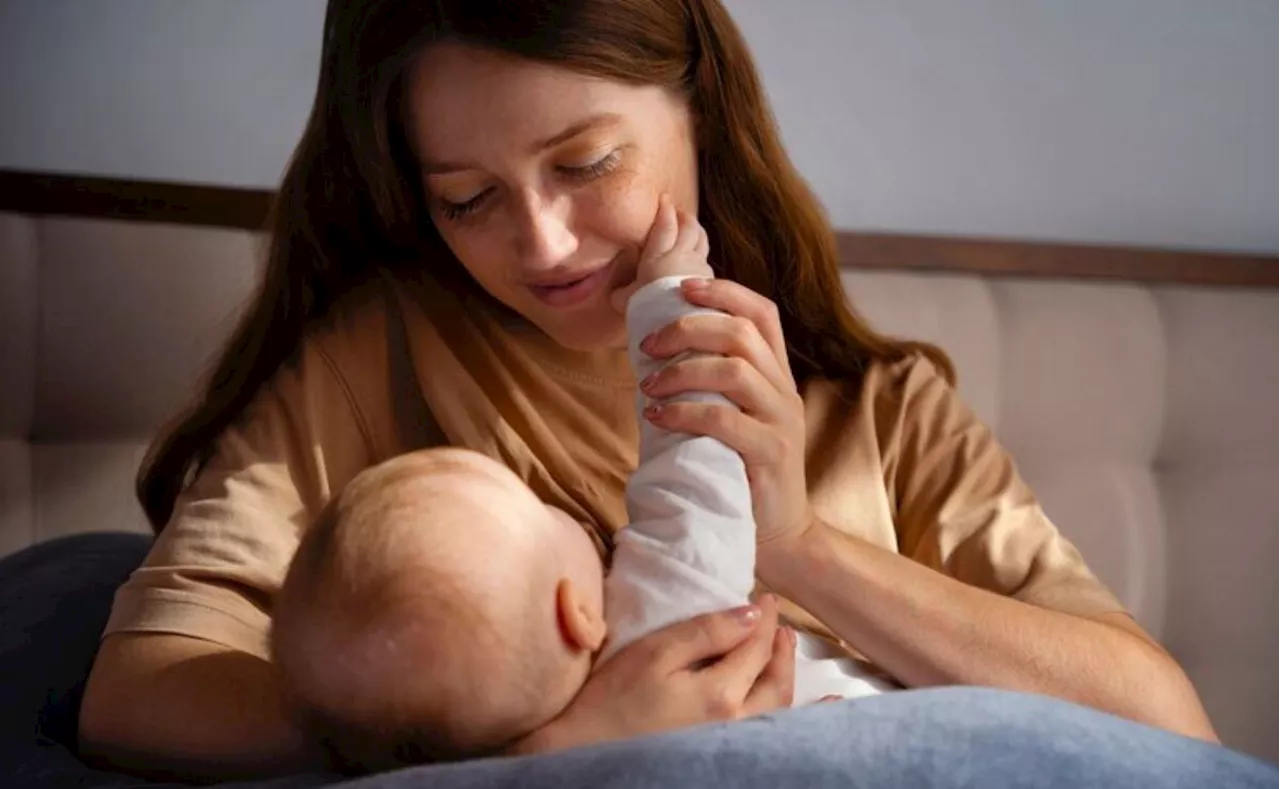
529;112;623;154
421;158;479;176
421;113;623;175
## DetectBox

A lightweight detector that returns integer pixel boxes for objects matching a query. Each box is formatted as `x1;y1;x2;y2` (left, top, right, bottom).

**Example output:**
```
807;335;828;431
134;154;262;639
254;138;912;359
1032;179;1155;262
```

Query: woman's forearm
758;517;1218;742
79;633;321;781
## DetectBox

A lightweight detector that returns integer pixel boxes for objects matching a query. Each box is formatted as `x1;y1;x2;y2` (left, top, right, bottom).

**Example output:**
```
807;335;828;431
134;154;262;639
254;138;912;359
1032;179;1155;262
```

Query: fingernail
644;403;663;420
731;604;761;625
786;627;797;647
640;334;658;354
683;277;710;291
639;372;659;392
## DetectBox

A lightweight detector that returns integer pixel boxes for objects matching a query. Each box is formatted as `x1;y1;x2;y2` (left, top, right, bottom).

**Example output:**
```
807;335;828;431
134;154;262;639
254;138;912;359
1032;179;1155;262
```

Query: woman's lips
528;265;612;308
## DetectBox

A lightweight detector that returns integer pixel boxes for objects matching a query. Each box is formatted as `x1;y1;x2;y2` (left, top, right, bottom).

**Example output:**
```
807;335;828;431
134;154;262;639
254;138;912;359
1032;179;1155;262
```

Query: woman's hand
513;595;795;754
637;271;813;552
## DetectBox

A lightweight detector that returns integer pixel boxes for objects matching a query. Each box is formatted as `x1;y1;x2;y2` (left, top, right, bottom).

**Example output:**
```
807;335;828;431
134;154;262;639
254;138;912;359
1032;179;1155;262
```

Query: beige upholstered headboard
2;168;1274;285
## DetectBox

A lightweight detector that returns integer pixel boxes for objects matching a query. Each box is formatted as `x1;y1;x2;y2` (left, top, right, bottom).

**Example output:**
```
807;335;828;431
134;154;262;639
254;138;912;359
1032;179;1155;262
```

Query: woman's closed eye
439;189;491;221
557;149;622;182
434;150;623;223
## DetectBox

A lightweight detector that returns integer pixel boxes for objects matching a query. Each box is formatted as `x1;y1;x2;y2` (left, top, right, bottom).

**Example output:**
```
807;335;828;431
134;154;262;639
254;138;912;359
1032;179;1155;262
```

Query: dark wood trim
837;233;1276;288
0;169;274;230
1;168;1274;286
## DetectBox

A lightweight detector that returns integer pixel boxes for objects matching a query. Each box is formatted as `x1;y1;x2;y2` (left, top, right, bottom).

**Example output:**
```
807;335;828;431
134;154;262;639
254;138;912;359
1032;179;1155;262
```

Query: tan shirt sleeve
103;332;380;661
884;355;1126;619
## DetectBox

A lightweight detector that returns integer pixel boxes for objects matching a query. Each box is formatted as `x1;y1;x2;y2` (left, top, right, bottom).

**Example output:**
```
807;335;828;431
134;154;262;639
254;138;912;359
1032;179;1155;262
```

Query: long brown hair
138;0;952;532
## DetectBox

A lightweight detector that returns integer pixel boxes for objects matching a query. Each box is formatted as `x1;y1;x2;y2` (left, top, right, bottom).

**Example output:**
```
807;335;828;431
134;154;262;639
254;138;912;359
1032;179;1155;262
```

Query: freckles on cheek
591;168;663;246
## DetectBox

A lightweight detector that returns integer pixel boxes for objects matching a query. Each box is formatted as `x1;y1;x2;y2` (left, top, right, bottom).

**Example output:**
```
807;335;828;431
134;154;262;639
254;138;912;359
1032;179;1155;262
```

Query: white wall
0;0;323;190
0;0;1274;252
728;0;1278;252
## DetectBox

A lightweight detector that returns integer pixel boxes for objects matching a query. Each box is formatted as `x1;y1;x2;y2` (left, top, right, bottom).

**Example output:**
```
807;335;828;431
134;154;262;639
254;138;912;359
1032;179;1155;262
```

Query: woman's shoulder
804;350;954;418
802;349;974;480
865;350;952;396
292;277;412;460
304;277;393;369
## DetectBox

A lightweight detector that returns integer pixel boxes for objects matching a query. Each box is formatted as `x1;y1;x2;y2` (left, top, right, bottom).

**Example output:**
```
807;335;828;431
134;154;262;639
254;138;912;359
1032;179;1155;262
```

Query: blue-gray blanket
2;533;1272;789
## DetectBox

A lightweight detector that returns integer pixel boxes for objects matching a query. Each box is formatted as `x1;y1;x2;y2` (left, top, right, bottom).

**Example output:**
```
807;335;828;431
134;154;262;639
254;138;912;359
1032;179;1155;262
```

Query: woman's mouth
528;265;612;308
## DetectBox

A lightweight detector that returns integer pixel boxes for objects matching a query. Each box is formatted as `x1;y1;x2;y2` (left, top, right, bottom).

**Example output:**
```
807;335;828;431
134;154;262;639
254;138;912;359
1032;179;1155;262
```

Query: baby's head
272;448;606;772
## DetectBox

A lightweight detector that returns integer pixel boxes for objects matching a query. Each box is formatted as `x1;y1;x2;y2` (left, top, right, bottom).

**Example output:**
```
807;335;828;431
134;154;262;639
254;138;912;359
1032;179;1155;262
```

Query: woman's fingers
646;603;763;675
641;313;793;398
700;595;782;714
742;624;797;715
645;399;781;465
641;355;777;416
679;278;795;389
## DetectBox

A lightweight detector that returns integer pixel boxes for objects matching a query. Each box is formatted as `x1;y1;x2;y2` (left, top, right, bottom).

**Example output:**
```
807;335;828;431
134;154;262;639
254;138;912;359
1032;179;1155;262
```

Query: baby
273;447;608;769
272;200;894;772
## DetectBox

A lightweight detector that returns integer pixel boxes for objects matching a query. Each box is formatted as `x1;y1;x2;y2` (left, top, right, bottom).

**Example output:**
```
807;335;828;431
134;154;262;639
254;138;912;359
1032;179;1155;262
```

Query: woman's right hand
515;594;795;754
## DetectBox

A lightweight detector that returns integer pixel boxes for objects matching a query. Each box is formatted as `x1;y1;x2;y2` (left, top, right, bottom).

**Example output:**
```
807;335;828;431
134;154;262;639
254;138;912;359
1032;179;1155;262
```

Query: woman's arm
758;520;1219;742
80;601;793;779
79;633;321;782
80;318;390;780
641;277;1218;743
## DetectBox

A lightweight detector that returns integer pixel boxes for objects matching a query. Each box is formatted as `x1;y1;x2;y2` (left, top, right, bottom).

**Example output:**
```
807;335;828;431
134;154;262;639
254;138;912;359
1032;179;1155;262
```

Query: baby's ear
555;579;606;653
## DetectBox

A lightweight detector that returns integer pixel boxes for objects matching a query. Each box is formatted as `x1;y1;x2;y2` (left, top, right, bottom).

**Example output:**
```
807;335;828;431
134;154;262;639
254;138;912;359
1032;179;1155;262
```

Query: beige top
106;274;1124;662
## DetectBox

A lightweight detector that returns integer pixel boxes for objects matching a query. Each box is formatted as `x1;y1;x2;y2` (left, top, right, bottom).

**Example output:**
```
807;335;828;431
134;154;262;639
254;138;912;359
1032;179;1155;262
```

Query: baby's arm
599;275;756;663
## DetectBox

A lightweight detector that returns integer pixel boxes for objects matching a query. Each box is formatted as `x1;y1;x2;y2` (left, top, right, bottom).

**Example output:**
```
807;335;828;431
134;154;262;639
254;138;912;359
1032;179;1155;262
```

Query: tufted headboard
0;170;1275;759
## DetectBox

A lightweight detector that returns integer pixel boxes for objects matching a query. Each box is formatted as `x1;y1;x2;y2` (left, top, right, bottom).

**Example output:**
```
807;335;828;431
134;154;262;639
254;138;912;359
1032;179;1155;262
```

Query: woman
79;0;1222;780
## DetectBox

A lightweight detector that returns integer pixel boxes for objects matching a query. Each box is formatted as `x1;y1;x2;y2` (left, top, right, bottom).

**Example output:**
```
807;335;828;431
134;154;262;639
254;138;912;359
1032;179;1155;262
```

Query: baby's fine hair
272;473;558;773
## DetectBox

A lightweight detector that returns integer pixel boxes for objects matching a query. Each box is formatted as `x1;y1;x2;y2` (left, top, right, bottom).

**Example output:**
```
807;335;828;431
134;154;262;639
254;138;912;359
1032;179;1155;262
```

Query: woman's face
404;42;699;351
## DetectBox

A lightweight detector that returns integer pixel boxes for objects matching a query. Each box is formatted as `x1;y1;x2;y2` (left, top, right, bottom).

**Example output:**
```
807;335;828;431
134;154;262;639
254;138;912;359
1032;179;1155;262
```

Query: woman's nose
514;191;579;270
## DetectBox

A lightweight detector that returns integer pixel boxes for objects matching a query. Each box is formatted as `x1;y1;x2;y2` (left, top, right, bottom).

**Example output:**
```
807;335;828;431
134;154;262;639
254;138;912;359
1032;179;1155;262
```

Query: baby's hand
638;194;713;285
610;195;712;312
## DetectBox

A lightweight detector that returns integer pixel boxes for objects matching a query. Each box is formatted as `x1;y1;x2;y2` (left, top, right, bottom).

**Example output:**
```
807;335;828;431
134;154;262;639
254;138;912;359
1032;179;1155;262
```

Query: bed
0;169;1275;784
